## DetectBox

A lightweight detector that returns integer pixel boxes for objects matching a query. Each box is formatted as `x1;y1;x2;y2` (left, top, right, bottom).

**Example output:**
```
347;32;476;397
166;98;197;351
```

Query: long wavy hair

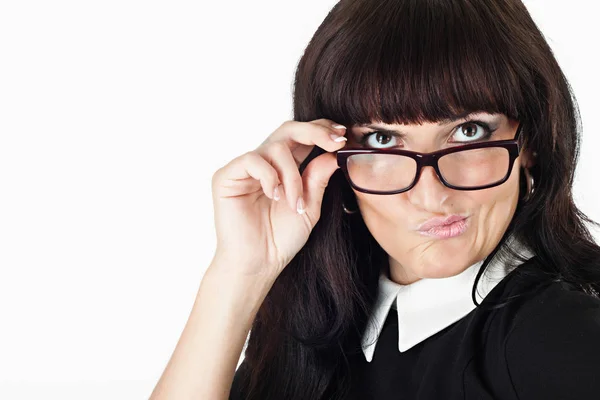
233;1;600;399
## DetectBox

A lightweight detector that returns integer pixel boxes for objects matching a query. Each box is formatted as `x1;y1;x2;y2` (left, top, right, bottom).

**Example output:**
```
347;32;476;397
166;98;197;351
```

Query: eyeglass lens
346;147;510;191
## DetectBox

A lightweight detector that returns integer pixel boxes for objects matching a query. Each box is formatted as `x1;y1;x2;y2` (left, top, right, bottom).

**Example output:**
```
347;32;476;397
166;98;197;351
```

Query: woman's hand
210;119;348;279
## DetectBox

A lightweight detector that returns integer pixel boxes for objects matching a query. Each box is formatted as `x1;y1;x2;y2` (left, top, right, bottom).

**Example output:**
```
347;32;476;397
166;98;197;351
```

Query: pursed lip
416;214;469;232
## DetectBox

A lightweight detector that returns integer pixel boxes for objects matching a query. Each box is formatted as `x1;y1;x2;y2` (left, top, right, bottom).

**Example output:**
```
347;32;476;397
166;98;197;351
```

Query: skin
345;112;535;285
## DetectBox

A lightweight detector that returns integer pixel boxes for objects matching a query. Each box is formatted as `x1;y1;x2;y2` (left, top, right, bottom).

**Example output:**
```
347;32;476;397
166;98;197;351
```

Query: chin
416;252;472;279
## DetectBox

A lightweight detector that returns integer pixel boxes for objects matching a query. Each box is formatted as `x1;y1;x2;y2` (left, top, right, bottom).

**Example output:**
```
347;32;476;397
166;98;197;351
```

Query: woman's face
346;112;534;284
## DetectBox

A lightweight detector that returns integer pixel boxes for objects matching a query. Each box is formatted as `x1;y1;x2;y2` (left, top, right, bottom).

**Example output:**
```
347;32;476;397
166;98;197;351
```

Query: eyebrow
354;110;484;132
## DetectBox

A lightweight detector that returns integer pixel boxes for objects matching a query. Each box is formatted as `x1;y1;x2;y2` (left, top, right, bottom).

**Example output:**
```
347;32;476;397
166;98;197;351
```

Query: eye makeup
350;113;504;147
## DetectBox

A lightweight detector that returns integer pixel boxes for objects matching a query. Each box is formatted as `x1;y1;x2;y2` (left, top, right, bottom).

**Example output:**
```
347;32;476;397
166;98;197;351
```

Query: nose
406;165;450;211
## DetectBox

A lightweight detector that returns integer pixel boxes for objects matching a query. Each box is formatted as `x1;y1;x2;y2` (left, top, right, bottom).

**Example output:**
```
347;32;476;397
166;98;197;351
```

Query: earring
522;167;535;202
342;201;359;214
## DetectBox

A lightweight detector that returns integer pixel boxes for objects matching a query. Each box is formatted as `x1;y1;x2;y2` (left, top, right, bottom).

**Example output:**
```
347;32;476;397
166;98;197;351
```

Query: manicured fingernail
329;134;347;142
273;186;280;201
296;197;305;214
331;124;346;129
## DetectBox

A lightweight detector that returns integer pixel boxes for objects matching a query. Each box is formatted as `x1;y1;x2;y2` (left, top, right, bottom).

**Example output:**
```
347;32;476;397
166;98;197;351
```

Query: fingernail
331;124;346;129
296;197;305;214
273;186;280;201
329;134;347;142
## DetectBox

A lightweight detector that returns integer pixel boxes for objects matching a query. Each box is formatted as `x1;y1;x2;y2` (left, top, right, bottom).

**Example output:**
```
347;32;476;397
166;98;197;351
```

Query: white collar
361;238;535;362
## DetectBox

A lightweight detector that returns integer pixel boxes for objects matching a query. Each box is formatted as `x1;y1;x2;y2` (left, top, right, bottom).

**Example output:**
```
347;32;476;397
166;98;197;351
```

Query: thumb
301;151;341;219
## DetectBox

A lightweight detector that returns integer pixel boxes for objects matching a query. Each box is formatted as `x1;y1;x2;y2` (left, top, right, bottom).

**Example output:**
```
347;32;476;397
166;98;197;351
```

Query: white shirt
361;237;535;362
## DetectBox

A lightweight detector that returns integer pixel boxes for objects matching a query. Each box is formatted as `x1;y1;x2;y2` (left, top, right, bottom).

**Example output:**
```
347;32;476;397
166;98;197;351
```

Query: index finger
263;119;348;163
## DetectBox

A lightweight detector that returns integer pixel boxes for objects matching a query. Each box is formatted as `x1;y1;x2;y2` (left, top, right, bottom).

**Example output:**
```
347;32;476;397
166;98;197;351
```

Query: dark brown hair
233;1;600;399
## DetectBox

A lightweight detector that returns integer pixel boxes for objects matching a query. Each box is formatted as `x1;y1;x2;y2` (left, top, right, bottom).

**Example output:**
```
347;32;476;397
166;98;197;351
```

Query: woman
150;0;600;399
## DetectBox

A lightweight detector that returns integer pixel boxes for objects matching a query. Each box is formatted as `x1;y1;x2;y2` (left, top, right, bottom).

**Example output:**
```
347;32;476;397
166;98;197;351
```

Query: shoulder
503;279;600;398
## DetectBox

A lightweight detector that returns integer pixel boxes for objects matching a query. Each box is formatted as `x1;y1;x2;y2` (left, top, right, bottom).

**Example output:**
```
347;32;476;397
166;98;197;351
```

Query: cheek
472;170;521;241
468;158;523;211
354;192;411;222
353;193;411;247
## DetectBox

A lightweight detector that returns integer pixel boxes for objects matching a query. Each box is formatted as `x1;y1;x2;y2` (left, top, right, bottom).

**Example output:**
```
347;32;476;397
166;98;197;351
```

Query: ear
519;148;537;169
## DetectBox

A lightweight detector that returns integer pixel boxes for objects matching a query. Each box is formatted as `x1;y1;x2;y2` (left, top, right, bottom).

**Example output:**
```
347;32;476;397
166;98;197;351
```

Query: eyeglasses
336;121;523;195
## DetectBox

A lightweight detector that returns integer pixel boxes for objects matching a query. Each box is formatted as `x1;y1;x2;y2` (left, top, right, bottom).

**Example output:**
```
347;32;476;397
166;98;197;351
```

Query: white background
0;0;598;399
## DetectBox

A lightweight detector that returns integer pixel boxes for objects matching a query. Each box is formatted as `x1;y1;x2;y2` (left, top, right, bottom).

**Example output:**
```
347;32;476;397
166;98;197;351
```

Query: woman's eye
358;121;495;148
360;131;400;148
451;122;492;142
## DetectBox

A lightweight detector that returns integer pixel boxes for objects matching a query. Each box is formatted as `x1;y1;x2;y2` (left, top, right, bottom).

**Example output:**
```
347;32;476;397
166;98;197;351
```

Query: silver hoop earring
342;202;358;214
522;167;535;202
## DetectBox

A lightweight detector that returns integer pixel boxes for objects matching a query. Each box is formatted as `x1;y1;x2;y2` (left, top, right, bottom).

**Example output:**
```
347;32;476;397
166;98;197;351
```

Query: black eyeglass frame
336;121;524;195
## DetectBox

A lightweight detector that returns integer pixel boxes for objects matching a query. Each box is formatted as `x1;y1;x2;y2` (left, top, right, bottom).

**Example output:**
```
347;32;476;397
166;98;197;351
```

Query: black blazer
230;256;600;399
